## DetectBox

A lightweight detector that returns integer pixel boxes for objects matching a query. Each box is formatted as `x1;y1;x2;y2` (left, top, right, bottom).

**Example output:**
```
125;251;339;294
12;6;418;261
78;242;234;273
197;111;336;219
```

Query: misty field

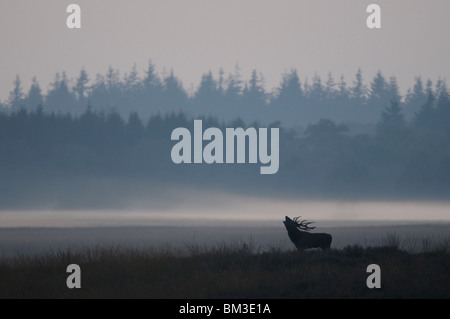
1;234;449;299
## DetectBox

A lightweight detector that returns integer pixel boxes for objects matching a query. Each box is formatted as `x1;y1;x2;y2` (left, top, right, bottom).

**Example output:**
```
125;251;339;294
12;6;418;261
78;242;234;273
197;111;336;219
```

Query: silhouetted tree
377;99;405;135
245;70;266;104
162;71;188;111
273;69;303;110
425;79;433;98
337;75;347;95
223;65;243;120
146;112;163;139
1;64;448;131
137;60;163;117
241;70;267;121
434;85;450;132
126;111;145;143
104;111;126;156
73;69;89;102
325;72;336;99
76;105;105;148
309;74;324;101
46;72;76;113
435;78;448;99
7;75;24;110
414;90;435;130
405;76;426;116
368;71;389;107
24;77;44;110
123;64;141;94
217;68;225;94
387;76;401;105
89;67;123;115
193;71;221;114
351;68;367;104
143;60;161;90
105;66;121;91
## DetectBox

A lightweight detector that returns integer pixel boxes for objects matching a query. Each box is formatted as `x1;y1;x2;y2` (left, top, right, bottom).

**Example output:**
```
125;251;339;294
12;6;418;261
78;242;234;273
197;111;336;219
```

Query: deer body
283;216;332;250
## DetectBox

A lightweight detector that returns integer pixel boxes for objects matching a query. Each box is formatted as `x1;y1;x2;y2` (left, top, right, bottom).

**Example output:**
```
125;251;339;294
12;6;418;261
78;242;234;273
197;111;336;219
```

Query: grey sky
0;0;449;100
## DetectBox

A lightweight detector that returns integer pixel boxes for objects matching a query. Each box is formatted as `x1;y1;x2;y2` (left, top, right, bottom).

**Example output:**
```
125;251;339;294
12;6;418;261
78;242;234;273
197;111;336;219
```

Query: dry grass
0;237;449;299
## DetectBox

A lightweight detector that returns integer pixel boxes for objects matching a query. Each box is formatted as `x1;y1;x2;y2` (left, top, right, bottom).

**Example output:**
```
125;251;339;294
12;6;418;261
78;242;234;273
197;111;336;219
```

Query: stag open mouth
283;216;332;251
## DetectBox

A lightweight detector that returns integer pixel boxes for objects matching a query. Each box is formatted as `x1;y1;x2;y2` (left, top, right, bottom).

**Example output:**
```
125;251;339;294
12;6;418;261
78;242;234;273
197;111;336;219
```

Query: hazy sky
0;0;449;100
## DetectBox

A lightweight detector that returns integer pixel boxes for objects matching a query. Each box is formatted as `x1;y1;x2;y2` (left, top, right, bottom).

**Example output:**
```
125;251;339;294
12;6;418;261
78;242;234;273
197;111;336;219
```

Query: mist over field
1;190;449;256
1;63;449;256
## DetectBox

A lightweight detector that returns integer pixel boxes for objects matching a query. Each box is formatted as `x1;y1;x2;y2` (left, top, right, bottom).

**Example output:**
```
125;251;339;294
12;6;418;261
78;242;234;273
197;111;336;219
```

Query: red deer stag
283;216;332;250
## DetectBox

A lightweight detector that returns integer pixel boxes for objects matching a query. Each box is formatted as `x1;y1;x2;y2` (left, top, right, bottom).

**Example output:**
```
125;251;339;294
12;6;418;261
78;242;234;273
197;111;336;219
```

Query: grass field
1;234;449;299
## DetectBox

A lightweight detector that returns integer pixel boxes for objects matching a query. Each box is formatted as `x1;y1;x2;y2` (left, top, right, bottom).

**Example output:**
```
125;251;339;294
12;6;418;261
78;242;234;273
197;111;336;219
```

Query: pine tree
378;99;405;134
435;81;449;129
244;70;266;105
337;75;348;99
404;76;427;120
196;72;217;98
141;60;163;116
368;71;388;106
45;72;76;113
310;74;324;100
275;69;303;106
406;76;425;104
24;77;44;110
74;69;89;101
7;75;24;110
194;71;220;114
217;68;225;94
163;71;188;110
435;78;448;99
127;112;145;142
351;68;367;104
105;66;120;91
143;60;161;90
325;72;336;99
413;90;435;130
124;64;140;93
225;65;243;100
425;79;433;98
387;76;401;104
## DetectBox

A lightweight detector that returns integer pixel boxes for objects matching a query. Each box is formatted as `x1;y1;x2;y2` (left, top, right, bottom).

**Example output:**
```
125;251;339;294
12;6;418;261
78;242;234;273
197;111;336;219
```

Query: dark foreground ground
1;240;449;299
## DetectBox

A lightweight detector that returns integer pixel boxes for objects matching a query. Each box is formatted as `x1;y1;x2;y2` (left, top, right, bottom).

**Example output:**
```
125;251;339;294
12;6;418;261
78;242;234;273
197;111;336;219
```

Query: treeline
1;63;448;126
0;90;449;203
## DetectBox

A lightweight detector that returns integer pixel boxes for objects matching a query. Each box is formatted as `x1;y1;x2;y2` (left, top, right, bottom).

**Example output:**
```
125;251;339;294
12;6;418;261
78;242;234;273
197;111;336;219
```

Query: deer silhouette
283;216;332;250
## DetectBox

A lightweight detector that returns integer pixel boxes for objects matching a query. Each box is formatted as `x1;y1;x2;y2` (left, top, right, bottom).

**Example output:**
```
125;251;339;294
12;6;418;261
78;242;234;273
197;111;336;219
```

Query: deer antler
293;216;316;231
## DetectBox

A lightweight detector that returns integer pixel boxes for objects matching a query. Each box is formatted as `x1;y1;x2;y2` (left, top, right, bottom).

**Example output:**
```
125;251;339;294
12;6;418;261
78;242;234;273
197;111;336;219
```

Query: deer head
283;215;332;250
284;216;316;232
